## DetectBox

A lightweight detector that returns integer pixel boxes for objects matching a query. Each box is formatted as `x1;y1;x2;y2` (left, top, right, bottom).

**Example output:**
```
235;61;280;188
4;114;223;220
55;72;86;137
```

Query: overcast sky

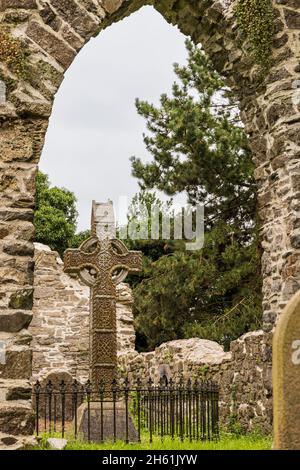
40;6;188;231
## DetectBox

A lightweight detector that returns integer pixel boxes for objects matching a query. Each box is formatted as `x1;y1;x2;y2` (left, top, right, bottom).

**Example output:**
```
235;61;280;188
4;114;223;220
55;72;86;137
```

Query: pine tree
129;41;262;351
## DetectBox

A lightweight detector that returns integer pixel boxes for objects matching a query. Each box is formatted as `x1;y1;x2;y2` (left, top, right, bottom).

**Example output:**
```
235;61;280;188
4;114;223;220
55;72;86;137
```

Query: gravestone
273;290;300;450
63;201;142;442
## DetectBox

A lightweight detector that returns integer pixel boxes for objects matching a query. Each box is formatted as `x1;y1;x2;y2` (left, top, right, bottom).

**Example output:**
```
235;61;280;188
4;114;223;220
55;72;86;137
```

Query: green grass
35;432;272;451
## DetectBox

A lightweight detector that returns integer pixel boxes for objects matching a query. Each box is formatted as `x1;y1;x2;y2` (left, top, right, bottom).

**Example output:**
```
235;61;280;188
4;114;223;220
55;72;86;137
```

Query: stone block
6;382;31;401
8;288;33;310
26;21;76;69
77;401;139;443
0;311;32;333
0;347;32;379
47;438;68;450
0;0;36;9
0;402;35;436
102;0;122;14
284;8;300;28
0;433;37;451
33;370;83;421
50;0;98;37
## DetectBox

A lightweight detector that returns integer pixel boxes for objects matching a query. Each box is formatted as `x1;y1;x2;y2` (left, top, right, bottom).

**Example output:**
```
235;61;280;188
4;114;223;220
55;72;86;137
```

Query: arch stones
0;0;299;438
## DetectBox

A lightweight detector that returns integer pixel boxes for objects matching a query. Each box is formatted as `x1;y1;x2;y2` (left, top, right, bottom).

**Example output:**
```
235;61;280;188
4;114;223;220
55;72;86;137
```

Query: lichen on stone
235;0;275;72
0;27;28;78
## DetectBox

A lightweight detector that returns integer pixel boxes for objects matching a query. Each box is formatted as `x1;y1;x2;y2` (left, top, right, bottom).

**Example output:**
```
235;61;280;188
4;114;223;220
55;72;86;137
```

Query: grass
34;432;272;451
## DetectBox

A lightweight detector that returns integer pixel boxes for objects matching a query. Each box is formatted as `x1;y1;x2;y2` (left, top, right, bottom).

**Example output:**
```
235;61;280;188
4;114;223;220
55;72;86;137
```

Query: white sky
40;6;188;231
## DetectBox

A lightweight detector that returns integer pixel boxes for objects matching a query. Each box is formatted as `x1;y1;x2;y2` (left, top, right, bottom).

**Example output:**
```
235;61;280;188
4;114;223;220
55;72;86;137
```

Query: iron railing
33;378;220;444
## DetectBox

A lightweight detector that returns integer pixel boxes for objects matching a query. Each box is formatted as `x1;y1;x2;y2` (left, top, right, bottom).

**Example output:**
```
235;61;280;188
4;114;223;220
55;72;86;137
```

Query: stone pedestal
77;401;139;443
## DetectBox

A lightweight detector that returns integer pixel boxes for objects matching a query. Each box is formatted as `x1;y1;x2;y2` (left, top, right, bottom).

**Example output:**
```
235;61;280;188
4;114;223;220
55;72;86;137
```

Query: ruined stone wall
119;331;273;433
30;242;273;432
30;243;136;383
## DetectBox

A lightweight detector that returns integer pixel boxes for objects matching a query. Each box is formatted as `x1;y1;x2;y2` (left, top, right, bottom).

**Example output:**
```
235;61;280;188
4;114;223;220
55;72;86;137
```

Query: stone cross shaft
64;203;142;390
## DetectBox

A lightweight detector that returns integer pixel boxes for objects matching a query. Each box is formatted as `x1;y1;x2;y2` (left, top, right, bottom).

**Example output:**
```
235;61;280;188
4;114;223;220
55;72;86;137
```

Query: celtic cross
64;201;142;390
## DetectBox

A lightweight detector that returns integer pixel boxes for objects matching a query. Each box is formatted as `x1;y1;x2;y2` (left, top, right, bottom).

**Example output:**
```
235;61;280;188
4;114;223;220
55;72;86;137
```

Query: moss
0;71;17;94
8;288;34;310
197;365;209;378
0;26;28;78
235;0;275;72
163;350;174;363
37;60;63;88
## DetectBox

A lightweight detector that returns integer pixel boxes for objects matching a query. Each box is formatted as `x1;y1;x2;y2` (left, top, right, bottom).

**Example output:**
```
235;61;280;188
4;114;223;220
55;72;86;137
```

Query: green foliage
228;415;244;436
71;230;91;249
33;432;272;450
131;40;255;230
132;224;262;351
34;172;78;257
235;0;275;71
0;26;28;78
129;40;262;351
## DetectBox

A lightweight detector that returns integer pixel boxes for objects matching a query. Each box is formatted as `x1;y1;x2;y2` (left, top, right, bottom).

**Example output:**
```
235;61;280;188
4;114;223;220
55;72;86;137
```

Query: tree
34;172;78;256
71;230;91;249
131;40;255;233
129;40;262;351
132;222;262;351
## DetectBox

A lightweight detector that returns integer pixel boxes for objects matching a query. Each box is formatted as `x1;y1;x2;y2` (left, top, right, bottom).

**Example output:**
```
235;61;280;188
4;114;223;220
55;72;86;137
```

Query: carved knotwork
92;296;115;330
64;238;142;287
64;231;142;389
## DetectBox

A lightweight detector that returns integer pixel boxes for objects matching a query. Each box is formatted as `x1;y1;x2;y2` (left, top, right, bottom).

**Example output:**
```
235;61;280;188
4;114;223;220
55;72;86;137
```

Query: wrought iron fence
33;378;220;444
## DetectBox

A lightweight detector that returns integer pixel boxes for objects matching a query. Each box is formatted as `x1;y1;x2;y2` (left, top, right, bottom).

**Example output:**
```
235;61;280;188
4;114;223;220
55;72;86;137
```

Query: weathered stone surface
26;21;76;69
6;385;31;402
47;438;68;451
0;0;36;9
0;311;32;333
3;241;34;257
0;432;37;451
0;402;34;436
34;370;82;422
8;289;33;310
0;379;31;401
284;8;300;28
102;0;123;14
77;401;139;443
0;348;32;379
11;91;52;118
0;209;33;222
120;331;272;434
153;338;231;366
50;0;98;38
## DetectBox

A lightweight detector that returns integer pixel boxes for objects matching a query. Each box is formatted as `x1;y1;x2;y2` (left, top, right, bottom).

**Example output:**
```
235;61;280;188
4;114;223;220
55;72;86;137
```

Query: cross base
77;401;139;443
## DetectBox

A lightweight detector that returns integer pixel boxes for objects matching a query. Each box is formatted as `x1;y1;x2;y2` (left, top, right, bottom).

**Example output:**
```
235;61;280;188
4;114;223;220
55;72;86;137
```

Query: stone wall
30;242;273;432
119;331;273;433
30;243;136;382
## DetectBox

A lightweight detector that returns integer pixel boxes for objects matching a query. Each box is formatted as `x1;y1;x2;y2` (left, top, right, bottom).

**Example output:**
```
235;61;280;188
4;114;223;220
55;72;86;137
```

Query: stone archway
0;0;299;435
